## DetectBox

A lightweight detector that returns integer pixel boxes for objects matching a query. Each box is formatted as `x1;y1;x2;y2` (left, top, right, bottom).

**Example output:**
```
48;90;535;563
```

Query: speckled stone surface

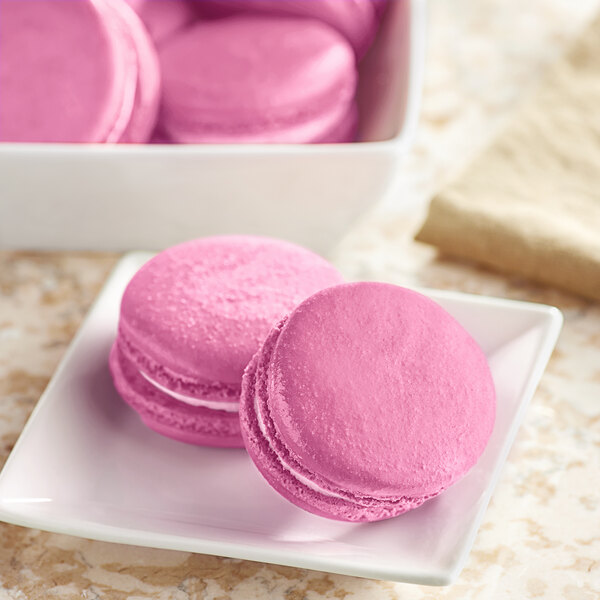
1;0;599;597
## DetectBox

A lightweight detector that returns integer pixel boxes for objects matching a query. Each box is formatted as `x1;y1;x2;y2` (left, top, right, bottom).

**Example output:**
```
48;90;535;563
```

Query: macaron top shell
0;0;135;143
158;15;356;140
266;282;496;499
201;0;380;58
119;236;344;386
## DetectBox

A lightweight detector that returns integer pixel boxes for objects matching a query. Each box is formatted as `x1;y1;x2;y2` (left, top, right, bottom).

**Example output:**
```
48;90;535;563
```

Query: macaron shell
119;236;344;387
164;98;358;144
201;0;380;58
110;343;243;447
0;0;135;143
266;283;496;499
157;16;357;144
240;323;427;522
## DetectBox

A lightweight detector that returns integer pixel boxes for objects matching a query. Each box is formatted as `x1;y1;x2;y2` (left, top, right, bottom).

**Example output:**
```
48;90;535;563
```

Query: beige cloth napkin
416;16;600;301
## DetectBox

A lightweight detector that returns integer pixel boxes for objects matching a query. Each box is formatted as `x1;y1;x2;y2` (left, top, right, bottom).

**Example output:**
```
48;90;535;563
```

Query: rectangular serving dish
0;0;426;254
0;252;563;585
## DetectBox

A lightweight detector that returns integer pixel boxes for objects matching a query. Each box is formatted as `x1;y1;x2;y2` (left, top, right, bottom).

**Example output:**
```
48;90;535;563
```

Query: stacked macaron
153;0;387;143
0;0;388;144
109;236;344;447
0;0;160;143
156;16;358;144
109;235;496;522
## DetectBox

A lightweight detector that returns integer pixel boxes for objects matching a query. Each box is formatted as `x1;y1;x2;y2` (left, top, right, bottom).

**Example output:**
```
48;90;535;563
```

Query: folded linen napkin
416;16;600;301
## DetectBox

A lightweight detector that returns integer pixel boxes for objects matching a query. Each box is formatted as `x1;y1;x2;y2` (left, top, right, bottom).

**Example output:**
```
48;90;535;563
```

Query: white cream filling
253;381;347;500
140;371;239;413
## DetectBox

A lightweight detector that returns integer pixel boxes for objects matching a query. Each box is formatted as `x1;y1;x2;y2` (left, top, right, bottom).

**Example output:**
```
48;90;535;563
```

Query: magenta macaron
0;0;160;143
156;15;358;143
240;282;496;521
109;236;344;447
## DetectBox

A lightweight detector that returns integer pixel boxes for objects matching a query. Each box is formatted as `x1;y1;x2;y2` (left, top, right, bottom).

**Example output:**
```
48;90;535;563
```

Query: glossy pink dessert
201;0;385;58
157;15;358;143
240;282;496;521
0;0;159;143
109;236;344;447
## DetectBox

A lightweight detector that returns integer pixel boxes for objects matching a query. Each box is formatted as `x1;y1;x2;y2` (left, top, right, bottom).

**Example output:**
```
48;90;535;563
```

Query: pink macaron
201;0;384;58
240;282;496;521
109;236;344;447
156;15;358;144
0;0;160;143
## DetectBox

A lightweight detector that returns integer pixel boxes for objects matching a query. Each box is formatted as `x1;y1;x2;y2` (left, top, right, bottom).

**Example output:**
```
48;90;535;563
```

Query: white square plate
0;253;562;585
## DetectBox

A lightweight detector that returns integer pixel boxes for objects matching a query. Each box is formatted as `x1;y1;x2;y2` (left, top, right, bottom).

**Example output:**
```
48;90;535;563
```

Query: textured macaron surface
241;282;496;519
0;0;134;143
157;15;357;143
119;236;344;388
103;0;161;143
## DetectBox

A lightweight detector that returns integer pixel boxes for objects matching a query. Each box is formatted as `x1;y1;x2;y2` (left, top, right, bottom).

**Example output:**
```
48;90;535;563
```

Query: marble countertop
1;0;599;598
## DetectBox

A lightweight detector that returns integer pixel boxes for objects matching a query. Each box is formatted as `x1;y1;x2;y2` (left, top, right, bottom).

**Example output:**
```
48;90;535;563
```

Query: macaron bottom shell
240;323;435;522
109;343;243;448
163;101;358;145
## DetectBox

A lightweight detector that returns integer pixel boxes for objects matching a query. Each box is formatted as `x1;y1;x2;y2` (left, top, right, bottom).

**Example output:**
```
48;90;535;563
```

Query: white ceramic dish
0;0;425;254
0;253;562;585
